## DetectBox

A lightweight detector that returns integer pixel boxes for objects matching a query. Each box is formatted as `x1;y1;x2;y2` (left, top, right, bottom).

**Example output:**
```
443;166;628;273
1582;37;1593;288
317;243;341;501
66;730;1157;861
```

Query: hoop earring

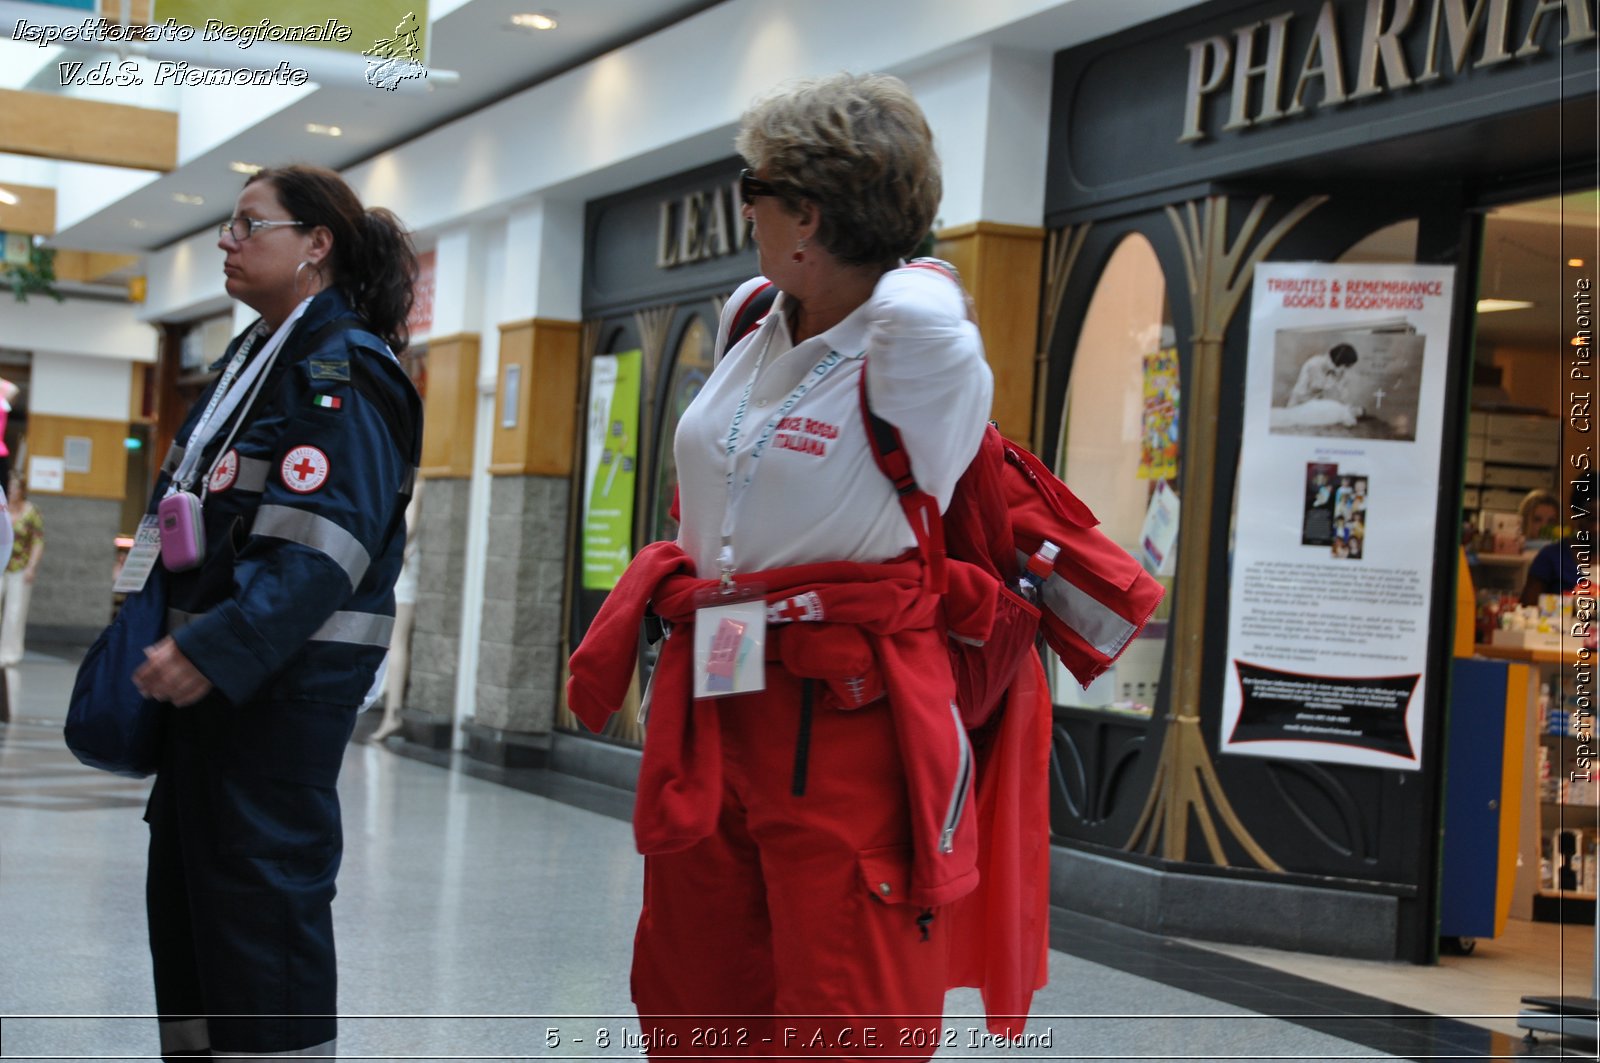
294;260;323;300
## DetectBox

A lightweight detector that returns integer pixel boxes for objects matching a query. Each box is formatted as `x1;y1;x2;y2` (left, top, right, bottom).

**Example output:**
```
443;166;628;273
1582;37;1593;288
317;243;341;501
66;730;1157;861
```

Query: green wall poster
581;350;642;590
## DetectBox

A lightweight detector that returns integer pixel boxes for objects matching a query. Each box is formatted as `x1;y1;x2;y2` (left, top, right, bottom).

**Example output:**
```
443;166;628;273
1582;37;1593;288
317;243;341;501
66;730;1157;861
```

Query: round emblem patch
208;448;239;493
281;445;330;494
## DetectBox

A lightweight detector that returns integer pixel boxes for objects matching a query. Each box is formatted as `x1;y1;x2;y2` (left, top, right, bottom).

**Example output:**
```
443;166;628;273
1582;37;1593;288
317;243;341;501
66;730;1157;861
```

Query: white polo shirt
674;267;993;577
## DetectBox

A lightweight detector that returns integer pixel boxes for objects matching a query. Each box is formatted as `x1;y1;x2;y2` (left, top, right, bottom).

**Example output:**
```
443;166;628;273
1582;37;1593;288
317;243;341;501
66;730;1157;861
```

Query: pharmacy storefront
1036;0;1596;963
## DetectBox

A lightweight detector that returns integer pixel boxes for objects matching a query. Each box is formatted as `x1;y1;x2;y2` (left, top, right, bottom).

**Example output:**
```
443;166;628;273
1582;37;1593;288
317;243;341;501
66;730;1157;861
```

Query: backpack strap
722;281;777;358
859;374;947;595
856;258;965;595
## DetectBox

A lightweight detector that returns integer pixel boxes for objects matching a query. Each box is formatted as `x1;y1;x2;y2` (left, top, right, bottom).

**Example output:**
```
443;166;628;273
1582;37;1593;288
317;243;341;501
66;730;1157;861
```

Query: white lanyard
171;298;312;492
718;322;853;577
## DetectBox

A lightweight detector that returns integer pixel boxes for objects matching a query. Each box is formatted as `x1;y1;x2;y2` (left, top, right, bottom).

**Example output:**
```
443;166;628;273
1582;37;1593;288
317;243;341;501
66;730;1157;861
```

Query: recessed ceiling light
129;219;148;229
1570;258;1586;268
1476;298;1535;314
0;187;17;206
172;193;205;206
229;161;263;175
305;123;343;137
510;12;558;30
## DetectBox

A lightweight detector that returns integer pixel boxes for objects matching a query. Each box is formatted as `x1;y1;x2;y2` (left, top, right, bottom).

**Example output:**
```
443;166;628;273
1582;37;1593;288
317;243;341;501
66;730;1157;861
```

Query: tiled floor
1190;917;1596;1039
3;644;1596;1060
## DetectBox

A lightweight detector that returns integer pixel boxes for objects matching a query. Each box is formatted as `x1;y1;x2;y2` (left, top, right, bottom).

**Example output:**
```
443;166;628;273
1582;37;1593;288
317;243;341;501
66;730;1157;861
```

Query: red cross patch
767;592;823;624
208;449;239;493
281;445;330;494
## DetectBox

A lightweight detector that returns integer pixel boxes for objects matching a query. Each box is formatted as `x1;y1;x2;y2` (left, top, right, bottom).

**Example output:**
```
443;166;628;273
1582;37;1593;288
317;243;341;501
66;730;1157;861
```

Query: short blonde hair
1520;488;1559;535
735;72;940;268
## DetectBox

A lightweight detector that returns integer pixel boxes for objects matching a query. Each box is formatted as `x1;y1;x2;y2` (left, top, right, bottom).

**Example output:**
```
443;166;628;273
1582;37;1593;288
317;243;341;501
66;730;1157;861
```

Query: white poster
1222;263;1456;771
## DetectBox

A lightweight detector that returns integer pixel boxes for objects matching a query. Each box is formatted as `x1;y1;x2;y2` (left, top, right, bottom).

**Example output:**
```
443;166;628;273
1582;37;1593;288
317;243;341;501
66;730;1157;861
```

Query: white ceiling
4;0;722;256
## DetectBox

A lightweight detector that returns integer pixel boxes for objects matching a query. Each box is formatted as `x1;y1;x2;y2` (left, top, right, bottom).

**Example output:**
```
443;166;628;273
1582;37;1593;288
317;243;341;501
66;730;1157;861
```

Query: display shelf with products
1531;669;1600;924
1473;642;1597;923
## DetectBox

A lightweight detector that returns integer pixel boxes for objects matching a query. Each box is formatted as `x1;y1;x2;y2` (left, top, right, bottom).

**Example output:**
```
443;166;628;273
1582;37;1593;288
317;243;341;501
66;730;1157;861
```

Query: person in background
1521;472;1600;606
371;479;422;743
1289;342;1359;407
0;474;43;713
130;164;422;1061
569;73;995;1056
1519;487;1561;542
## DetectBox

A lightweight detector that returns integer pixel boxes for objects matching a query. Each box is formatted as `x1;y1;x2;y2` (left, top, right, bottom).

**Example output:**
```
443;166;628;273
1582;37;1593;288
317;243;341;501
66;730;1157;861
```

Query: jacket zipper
939;699;972;853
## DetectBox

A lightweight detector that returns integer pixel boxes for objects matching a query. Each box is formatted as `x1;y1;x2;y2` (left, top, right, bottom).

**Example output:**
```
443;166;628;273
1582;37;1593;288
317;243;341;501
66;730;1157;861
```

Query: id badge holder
692;582;767;700
113;515;164;595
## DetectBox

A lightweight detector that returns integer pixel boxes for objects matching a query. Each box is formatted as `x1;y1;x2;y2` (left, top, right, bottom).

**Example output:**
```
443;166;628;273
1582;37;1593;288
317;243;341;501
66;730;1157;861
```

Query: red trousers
631;668;950;1061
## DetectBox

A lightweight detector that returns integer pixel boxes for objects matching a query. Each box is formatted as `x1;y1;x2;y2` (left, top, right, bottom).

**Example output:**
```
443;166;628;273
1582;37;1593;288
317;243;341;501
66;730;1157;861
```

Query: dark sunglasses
739;168;802;205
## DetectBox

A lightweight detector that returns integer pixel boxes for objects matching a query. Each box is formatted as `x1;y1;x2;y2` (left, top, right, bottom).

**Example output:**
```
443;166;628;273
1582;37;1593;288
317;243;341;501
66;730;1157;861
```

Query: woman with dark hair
569;73;995;1055
1289;342;1358;406
131;164;422;1060
1272;342;1364;429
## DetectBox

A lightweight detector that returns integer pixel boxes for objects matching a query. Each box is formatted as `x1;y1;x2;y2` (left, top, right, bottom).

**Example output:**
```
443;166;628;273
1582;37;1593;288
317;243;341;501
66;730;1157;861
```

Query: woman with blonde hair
570;73;995;1056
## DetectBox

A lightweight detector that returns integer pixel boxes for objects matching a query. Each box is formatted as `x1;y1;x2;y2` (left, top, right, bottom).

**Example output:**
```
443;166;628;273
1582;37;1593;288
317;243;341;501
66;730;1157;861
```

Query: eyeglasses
219;216;305;242
739;168;802;206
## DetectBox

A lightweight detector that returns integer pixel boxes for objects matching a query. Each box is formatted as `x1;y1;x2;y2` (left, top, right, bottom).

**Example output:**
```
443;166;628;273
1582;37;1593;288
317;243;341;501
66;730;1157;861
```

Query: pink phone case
158;491;206;572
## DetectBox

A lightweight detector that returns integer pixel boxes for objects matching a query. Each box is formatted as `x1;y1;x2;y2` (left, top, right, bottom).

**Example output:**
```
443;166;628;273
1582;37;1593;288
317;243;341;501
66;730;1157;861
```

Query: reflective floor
0;646;1591;1060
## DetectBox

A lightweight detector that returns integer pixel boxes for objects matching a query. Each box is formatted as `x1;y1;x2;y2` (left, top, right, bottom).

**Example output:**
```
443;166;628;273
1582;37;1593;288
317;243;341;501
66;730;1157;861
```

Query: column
24;353;138;641
463;198;584;767
402;225;487;748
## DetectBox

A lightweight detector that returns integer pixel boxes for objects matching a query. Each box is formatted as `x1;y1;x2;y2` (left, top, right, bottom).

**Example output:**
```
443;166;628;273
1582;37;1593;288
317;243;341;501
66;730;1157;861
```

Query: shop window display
648;315;713;546
1054;235;1175;716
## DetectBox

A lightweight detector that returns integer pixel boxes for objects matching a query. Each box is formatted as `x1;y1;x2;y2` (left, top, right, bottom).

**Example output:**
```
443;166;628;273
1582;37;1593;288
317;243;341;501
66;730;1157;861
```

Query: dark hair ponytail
247;165;419;354
351;207;418;354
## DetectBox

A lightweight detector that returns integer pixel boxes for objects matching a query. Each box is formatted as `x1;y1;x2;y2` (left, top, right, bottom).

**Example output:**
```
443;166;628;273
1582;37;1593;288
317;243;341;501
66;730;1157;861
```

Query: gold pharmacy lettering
1179;0;1596;142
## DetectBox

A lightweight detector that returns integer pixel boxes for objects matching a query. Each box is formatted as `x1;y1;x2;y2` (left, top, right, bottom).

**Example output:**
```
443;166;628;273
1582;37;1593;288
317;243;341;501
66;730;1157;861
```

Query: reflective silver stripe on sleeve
168;607;391;648
161;443;185;476
234;456;271;493
309;610;394;647
170;605;392;646
1021;549;1140;661
401;465;417;496
159;1017;210;1054
252;504;371;589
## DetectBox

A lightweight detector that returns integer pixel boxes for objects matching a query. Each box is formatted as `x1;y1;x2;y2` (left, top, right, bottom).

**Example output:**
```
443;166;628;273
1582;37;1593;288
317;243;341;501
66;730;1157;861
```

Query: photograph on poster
1302;462;1339;546
1332;473;1367;559
1268;321;1425;441
1301;463;1369;557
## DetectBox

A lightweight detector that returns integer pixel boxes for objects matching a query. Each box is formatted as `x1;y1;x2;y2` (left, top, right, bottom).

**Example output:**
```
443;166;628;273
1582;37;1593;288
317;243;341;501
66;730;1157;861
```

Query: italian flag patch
313;395;342;410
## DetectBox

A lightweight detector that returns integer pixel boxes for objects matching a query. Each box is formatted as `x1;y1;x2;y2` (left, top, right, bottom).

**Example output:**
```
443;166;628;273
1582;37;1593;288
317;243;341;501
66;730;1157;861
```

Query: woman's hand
133;637;215;707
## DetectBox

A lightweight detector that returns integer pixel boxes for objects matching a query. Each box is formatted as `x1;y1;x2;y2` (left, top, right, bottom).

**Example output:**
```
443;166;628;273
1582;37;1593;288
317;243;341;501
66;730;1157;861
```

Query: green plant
4;245;63;303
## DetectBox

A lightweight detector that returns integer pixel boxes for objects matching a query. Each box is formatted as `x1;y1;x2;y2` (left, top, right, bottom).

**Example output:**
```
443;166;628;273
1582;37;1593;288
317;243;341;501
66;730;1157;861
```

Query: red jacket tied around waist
567;539;1004;908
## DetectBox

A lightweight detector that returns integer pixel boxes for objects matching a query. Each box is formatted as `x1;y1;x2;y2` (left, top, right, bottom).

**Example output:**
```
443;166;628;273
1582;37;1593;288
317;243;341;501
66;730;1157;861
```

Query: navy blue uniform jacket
152;289;422;731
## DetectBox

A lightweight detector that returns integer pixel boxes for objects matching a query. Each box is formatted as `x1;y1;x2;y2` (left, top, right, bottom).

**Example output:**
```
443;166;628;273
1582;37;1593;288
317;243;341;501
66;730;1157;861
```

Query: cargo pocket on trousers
857;844;913;906
213;772;341;860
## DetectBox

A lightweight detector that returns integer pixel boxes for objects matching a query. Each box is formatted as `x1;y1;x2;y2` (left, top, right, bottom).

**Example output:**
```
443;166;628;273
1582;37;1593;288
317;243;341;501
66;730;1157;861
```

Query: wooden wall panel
490;318;581;477
0;182;56;235
0;89;177;171
26;414;129;500
419;333;480;479
934;221;1045;442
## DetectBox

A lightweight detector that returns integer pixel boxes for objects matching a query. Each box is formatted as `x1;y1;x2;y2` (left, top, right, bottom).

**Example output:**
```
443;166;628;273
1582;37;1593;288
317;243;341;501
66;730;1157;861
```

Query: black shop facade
1037;0;1597;962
